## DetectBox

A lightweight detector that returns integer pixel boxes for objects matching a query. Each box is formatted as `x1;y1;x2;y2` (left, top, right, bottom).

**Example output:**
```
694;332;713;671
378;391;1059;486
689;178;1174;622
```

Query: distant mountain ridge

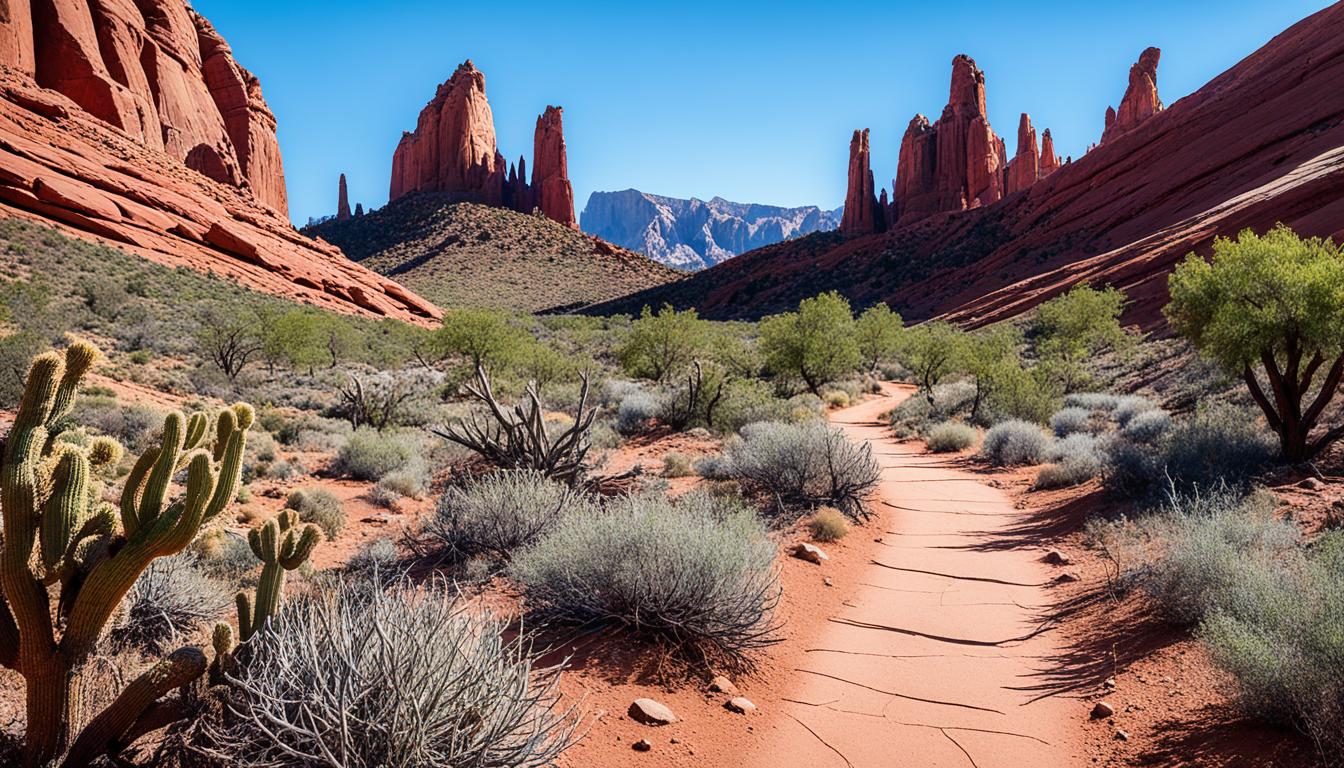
581;189;841;270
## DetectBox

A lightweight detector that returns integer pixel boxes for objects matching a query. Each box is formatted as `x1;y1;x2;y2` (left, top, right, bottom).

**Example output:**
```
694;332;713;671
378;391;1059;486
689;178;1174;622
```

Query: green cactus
236;509;321;641
0;342;280;767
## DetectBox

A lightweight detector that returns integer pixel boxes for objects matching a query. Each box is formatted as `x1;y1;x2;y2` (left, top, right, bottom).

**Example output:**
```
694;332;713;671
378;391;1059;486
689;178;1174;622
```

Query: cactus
236;509;320;641
0;342;273;767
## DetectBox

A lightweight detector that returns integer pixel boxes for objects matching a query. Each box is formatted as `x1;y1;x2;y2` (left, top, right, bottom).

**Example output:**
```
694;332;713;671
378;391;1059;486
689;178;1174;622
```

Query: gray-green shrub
1049;406;1096;437
723;421;880;520
981;420;1049;466
1103;406;1276;500
113;555;231;653
200;577;578;767
285;487;345;541
510;492;779;663
926;421;976;453
426;471;585;562
335;428;417;481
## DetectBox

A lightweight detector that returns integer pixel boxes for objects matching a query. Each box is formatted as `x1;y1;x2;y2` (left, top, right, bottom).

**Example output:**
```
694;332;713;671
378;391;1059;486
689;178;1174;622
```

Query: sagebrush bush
1120;408;1171;443
694;454;734;480
191;530;257;581
661;451;694;477
724;421;880;520
1062;392;1120;411
808;507;849;542
1104;405;1277;500
888;381;975;438
425;470;585;561
822;389;850;408
510;492;779;663
1201;532;1344;759
1049;406;1096;437
616;389;660;434
1034;460;1099;490
112;555;231;653
199;577;577;767
1113;395;1157;426
926;421;976;453
335;428;417;481
347;538;400;574
285;487;345;541
981;420;1049;466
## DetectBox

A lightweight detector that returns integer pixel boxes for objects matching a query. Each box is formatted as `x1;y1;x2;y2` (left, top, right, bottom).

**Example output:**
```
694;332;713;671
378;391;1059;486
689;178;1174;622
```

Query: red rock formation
354;202;363;217
1039;129;1060;177
841;128;882;235
531;106;576;227
0;4;437;323
893;55;1006;223
337;173;351;220
1102;47;1162;143
389;60;505;205
1006;113;1039;195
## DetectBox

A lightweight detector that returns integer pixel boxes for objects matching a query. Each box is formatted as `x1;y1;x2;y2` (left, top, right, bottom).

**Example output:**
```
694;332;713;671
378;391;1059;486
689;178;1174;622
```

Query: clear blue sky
193;0;1335;227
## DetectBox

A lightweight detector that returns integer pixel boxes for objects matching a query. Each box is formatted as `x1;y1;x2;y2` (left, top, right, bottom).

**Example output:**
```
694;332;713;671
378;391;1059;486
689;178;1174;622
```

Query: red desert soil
555;385;1086;767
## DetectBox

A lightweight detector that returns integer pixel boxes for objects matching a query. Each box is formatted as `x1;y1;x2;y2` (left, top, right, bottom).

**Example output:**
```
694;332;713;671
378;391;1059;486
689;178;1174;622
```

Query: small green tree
855;303;904;372
615;304;709;383
900;321;965;403
957;325;1022;422
1034;283;1130;392
434;308;529;372
1166;225;1344;463
759;291;860;395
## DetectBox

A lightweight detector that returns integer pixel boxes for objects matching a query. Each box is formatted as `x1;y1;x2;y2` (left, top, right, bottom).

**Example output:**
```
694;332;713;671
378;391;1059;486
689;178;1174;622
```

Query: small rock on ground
792;542;828;564
709;676;738;695
629;698;677;725
633;739;652;752
1091;701;1115;719
725;697;757;714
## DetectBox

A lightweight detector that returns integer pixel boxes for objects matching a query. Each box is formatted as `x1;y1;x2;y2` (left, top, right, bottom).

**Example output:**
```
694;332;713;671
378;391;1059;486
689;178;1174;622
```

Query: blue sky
193;0;1335;227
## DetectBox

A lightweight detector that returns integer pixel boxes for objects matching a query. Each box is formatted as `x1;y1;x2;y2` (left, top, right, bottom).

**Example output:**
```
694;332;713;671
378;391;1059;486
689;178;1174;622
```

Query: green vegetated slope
306;194;682;313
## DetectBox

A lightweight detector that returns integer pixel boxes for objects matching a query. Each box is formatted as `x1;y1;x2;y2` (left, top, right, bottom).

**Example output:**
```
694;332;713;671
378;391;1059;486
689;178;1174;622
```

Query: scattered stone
669;737;680;744
725;697;757;714
1054;572;1081;583
792;542;829;564
1299;477;1324;490
633;739;651;752
1044;549;1071;565
1103;677;1116;689
709;676;738;696
1091;701;1115;719
1115;730;1130;742
628;698;677;725
823;577;834;587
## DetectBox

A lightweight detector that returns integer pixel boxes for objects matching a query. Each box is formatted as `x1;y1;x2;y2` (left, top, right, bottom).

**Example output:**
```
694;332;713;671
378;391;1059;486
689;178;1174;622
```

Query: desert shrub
1136;490;1299;626
616;389;660;434
1103;405;1277;500
1063;392;1121;411
335;428;417;481
661;452;694;477
378;463;430;498
263;458;304;482
723;421;880;520
713;378;790;435
694;454;734;480
200;577;577;767
112;555;231;653
73;397;161;450
1049;406;1096;437
926;421;976;453
616;304;709;382
822;389;850;408
1035;461;1098;490
759;291;860;395
1121;408;1172;443
510;492;778;663
425;471;584;562
808;507;849;542
981;420;1049;466
1034;284;1130;392
1036;433;1105;489
1113;395;1157;426
888;380;976;438
191;530;257;581
587;419;622;450
285;488;345;541
1201;532;1344;758
347;538;400;575
855;302;903;371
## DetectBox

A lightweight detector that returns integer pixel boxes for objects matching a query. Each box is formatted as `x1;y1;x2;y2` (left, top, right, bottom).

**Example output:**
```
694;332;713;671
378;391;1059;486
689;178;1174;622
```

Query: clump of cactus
0;342;317;767
236;509;320;641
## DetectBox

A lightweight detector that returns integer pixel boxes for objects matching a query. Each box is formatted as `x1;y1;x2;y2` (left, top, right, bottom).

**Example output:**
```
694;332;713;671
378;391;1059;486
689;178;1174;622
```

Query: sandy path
741;385;1081;767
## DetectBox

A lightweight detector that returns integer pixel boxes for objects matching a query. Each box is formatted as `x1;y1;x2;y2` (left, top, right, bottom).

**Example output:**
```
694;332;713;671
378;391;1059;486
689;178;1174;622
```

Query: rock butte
0;1;439;323
1102;47;1163;144
389;60;576;227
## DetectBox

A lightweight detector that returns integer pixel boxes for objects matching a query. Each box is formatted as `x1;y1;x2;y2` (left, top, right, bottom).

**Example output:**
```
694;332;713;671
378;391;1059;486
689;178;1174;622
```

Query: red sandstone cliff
390;60;576;227
0;1;439;323
841;128;883;235
1102;47;1163;144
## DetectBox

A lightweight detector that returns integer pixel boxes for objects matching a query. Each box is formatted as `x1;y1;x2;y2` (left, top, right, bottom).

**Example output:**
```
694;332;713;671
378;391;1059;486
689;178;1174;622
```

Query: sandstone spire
893;55;1006;224
1102;47;1163;143
337;173;352;220
531;106;576;227
1006;113;1040;195
1039;128;1060;177
389;60;505;204
841;128;882;235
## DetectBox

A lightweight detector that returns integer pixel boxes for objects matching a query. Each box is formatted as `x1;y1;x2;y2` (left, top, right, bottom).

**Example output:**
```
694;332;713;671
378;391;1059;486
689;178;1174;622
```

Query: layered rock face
841;128;883;235
581;190;840;270
1102;48;1162;143
337;173;352;220
893;56;1009;222
0;0;287;214
389;60;575;227
0;1;438;323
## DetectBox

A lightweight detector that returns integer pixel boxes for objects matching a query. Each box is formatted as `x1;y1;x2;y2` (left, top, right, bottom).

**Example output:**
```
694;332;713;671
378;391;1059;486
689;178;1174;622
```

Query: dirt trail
741;384;1081;767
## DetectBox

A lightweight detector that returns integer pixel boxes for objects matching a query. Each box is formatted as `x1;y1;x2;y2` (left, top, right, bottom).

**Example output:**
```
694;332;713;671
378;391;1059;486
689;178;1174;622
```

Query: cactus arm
203;428;246;523
183;413;208;452
118;449;158;538
135;413;184;526
279;524;321;570
212;410;236;463
235;592;255;641
62;646;207;767
45;343;97;430
39;450;89;576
